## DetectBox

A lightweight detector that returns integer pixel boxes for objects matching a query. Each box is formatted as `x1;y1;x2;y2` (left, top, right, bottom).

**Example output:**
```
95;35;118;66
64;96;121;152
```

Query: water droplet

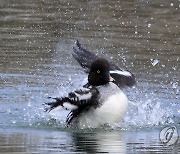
12;120;16;124
151;59;159;66
172;82;178;89
172;66;176;70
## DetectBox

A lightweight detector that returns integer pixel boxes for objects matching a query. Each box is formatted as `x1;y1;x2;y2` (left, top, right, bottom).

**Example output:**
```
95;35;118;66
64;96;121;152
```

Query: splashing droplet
151;59;159;66
172;82;178;89
148;23;151;27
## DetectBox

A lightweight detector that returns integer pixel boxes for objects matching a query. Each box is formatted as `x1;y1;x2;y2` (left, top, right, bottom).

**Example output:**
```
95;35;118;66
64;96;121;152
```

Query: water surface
0;0;179;153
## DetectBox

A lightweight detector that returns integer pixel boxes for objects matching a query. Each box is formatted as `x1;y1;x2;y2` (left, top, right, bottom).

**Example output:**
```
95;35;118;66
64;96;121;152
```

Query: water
0;0;179;153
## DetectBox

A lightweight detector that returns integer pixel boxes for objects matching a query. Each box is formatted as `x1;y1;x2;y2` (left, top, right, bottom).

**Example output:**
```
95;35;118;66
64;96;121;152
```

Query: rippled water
0;0;179;153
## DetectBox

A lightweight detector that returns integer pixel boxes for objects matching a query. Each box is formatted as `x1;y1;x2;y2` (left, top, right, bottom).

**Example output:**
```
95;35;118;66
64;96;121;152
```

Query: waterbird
45;41;135;128
73;40;135;88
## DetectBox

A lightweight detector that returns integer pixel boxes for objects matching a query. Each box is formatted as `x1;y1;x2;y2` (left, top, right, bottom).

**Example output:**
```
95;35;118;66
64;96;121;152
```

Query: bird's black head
88;58;113;86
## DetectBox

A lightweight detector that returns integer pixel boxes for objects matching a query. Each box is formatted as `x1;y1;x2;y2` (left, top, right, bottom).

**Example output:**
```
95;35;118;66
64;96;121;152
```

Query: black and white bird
45;41;135;128
72;40;135;88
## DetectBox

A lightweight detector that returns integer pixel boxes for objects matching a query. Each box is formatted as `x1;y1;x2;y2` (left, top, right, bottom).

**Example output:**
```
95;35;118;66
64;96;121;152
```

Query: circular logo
159;126;179;146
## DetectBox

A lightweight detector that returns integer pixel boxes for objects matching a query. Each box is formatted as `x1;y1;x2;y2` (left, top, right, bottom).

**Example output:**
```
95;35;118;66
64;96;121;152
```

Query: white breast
77;88;128;128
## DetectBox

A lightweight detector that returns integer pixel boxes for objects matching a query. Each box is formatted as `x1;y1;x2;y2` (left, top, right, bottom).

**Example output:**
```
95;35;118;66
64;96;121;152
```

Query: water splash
151;59;159;66
31;88;177;130
121;99;175;130
2;74;178;131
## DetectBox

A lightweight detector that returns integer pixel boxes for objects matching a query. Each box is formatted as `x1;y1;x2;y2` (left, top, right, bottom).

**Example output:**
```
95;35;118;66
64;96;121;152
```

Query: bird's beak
109;76;115;82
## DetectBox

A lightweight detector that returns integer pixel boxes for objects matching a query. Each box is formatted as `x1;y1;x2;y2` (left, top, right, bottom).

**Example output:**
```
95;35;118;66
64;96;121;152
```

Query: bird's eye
97;70;100;74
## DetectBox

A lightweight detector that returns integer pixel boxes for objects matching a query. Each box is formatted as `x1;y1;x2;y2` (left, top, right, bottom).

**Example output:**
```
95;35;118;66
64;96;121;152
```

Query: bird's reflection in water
0;129;126;153
71;130;126;153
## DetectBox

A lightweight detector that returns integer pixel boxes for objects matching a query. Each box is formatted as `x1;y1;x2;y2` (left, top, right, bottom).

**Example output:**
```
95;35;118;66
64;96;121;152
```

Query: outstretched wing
110;70;135;88
72;40;98;73
72;40;136;88
45;87;99;113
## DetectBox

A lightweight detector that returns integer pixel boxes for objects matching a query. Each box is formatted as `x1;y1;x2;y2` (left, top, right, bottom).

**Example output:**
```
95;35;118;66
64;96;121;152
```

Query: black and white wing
72;40;136;88
109;70;135;88
45;87;99;113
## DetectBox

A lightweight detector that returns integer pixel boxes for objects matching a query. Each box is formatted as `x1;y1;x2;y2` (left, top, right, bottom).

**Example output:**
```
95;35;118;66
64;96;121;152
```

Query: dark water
0;0;179;153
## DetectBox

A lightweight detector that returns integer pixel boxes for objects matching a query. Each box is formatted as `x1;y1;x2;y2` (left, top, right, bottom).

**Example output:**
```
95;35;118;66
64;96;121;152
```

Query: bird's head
88;58;114;86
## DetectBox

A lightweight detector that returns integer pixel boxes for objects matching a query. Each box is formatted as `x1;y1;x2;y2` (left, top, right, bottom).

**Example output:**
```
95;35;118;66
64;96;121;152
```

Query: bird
45;41;135;128
72;40;135;88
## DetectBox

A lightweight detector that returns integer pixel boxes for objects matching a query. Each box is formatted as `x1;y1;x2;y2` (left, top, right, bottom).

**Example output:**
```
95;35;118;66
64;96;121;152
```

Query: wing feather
45;87;99;112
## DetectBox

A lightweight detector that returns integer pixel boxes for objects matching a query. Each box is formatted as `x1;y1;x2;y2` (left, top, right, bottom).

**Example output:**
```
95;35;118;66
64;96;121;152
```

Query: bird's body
45;41;135;128
70;82;128;128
